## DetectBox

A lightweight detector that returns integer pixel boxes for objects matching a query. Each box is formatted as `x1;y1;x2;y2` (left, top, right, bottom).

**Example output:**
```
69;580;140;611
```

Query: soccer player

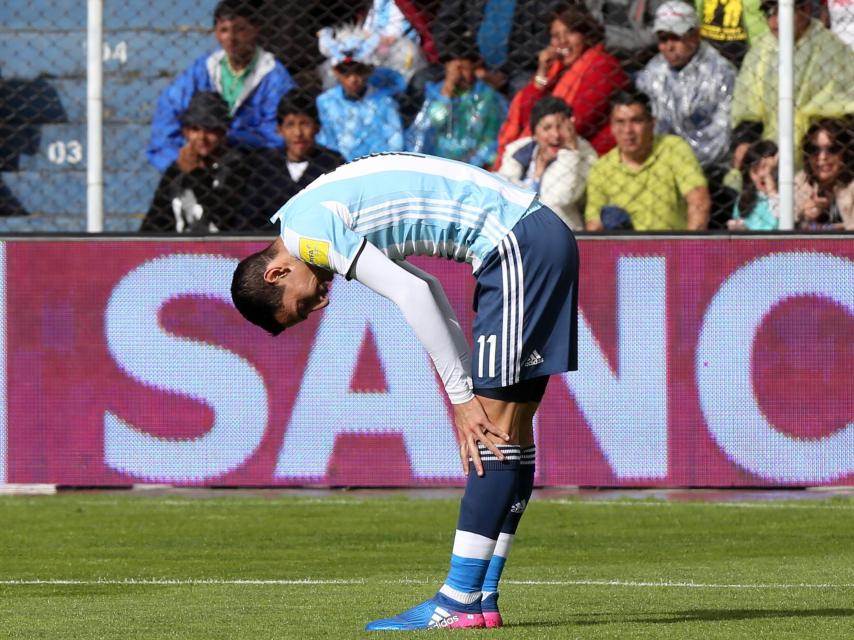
231;152;579;631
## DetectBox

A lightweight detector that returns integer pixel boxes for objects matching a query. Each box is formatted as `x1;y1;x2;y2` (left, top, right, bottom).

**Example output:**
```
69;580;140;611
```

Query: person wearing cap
315;31;405;161
636;1;737;226
405;38;507;168
146;0;296;173
141;92;253;232
584;88;711;231
731;0;854;170
497;96;596;230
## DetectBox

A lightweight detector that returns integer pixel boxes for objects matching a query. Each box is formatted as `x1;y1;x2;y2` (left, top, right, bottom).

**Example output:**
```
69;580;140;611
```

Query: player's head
231;238;333;335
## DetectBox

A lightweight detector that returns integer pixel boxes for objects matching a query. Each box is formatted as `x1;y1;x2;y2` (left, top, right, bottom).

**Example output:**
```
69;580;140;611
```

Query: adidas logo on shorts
522;350;544;367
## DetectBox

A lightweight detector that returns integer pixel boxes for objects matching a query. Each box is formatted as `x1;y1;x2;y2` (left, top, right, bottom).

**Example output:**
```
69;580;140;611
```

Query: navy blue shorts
471;203;578;393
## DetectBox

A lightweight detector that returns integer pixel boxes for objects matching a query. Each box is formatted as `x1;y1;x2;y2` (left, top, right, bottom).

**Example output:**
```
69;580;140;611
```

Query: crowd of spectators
137;0;854;232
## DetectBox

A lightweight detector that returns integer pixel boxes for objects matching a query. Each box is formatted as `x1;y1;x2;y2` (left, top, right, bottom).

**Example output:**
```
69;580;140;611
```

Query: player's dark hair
231;242;286;336
213;0;262;26
530;96;573;131
611;89;653;119
738;139;778;217
276;90;319;125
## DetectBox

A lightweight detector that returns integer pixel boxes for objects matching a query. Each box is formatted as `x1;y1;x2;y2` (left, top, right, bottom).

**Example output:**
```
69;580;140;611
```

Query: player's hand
452;398;510;477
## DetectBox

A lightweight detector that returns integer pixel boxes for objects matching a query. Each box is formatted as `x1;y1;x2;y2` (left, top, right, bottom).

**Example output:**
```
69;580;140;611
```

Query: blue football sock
482;445;535;597
439;444;521;605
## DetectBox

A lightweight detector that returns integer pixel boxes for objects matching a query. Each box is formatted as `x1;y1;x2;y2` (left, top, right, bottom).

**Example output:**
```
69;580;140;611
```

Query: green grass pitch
1;491;852;639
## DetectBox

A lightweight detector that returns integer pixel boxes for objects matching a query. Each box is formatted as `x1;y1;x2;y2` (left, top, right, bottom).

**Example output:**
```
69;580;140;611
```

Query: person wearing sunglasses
731;0;854;172
795;118;854;230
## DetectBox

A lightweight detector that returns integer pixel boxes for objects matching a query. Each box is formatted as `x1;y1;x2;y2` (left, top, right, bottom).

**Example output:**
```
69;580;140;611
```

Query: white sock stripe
506;231;525;384
494;533;515;558
477;444;521;453
452;530;496;560
439;585;482;604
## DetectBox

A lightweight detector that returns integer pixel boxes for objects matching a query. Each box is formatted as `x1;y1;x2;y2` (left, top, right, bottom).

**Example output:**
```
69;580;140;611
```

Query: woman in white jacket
497;96;597;230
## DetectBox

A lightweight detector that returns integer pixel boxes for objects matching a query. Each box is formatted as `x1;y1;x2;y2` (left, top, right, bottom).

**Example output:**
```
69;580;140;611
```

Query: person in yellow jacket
694;0;768;65
731;0;854;171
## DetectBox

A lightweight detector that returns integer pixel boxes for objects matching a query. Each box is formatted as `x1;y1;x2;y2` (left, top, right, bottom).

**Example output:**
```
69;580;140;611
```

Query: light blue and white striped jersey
269;153;537;275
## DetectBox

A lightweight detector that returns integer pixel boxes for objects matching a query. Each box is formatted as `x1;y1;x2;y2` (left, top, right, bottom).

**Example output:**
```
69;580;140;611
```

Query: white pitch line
0;578;852;589
546;499;854;511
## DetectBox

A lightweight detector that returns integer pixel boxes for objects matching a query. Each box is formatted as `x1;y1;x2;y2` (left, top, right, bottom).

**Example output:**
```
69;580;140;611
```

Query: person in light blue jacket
146;0;296;173
315;29;404;161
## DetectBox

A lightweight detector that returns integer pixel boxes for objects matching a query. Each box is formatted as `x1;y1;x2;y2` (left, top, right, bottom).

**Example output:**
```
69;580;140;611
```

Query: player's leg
479;386;545;627
365;390;529;631
473;202;578;627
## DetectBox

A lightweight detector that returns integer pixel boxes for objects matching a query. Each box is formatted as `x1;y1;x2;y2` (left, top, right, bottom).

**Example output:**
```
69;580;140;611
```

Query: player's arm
351;242;509;475
393;259;471;377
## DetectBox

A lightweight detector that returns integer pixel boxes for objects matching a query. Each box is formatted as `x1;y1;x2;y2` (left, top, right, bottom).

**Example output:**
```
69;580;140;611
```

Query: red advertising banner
0;238;852;487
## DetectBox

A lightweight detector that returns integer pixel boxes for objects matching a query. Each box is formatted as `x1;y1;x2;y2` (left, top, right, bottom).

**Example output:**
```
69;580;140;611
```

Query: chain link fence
1;0;853;232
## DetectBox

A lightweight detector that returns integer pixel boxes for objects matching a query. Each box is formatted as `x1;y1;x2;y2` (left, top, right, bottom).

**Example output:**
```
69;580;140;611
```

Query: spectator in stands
315;30;405;161
636;1;738;226
245;91;345;226
141;92;250;232
694;0;768;66
727;140;779;230
497;96;596;230
146;0;295;173
585;89;711;231
731;0;854;168
795;118;854;230
431;0;564;95
405;38;507;168
826;0;854;51
360;0;429;82
495;5;629;167
585;0;669;71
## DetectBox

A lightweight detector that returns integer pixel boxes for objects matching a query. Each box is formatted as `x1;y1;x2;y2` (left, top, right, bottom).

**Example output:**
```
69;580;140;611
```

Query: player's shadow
0;73;67;216
564;607;854;626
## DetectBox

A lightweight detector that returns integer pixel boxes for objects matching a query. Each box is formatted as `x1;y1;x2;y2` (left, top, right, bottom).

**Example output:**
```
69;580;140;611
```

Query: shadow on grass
561;608;854;626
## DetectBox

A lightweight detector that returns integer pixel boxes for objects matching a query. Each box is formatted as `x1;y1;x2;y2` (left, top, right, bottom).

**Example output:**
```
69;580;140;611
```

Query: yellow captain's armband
298;238;331;268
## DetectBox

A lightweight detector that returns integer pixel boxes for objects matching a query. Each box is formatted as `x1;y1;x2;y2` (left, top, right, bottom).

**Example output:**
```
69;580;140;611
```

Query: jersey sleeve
278;203;366;277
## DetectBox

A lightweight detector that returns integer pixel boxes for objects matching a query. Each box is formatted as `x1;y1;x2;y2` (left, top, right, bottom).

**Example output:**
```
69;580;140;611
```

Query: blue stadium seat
0;0;214;31
52;77;172;124
0;31;210;79
1;167;160;222
16;123;152;172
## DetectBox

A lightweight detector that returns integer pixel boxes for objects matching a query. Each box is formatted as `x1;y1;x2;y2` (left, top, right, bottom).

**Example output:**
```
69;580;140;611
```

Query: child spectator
728;140;779;230
141;92;249;232
146;0;296;173
315;28;405;160
497;96;596;230
405;38;507;168
245;90;346;226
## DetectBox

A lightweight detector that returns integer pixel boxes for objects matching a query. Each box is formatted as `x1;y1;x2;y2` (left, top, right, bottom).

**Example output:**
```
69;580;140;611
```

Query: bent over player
231;152;578;631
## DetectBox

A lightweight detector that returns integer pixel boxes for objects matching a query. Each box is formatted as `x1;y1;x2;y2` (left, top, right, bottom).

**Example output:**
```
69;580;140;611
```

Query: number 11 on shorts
477;334;497;378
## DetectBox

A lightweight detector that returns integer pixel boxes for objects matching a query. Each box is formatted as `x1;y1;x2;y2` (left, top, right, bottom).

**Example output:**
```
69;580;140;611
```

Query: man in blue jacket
146;0;296;173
